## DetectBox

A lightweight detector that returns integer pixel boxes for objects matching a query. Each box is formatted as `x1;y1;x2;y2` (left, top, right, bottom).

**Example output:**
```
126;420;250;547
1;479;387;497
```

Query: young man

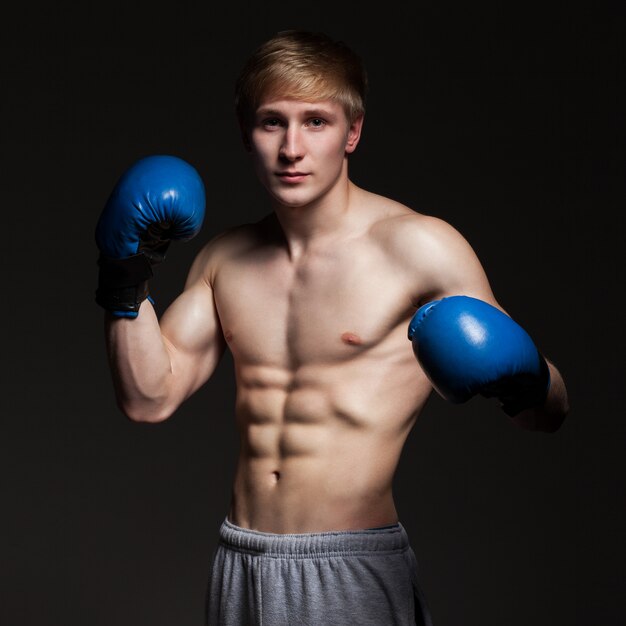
95;30;569;626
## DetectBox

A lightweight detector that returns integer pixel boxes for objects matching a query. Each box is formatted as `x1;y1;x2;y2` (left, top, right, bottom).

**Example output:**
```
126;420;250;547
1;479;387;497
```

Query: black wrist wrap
499;354;551;417
95;253;153;314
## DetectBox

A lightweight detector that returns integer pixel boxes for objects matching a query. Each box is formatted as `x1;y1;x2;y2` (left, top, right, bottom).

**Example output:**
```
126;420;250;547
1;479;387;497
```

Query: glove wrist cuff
501;354;551;417
95;253;153;315
97;253;153;286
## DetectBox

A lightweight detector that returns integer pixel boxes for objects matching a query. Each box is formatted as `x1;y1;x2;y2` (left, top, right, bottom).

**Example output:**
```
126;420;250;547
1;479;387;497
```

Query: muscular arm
391;212;569;432
105;245;226;422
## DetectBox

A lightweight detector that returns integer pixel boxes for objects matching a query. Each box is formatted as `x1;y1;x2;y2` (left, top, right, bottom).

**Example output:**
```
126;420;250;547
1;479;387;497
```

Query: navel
271;470;281;483
341;331;363;346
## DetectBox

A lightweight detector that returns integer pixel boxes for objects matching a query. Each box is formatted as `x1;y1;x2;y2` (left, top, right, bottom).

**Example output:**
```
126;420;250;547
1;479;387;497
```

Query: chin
269;189;314;208
280;199;312;209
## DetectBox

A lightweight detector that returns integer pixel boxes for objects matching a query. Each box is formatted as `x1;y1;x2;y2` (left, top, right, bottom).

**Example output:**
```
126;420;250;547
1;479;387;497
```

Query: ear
345;114;364;154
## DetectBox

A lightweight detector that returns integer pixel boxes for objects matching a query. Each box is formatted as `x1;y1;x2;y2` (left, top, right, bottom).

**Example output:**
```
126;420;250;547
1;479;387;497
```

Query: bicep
159;258;226;400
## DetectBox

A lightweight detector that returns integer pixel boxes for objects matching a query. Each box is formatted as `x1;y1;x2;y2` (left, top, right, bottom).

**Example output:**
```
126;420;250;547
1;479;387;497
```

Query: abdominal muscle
227;358;432;534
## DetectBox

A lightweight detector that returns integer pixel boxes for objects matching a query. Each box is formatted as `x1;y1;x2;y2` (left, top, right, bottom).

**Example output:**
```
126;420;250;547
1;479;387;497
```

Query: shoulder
365;194;474;264
363;193;494;305
186;216;273;286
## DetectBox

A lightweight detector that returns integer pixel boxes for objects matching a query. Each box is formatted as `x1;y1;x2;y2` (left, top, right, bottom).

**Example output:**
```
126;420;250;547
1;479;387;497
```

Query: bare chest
213;244;413;368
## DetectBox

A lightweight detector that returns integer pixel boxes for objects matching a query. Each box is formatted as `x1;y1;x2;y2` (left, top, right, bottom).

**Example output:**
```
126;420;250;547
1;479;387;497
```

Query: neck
272;177;358;258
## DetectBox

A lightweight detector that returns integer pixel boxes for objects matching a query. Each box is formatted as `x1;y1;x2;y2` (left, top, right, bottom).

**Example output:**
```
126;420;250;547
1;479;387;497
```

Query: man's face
246;98;362;208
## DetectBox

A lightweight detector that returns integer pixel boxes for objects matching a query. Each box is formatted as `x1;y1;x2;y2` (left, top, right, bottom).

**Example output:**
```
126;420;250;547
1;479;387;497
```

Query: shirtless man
95;30;569;626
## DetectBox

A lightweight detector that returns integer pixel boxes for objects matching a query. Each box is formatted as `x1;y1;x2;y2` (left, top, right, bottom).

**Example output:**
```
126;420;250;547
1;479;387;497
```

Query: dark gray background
2;2;623;625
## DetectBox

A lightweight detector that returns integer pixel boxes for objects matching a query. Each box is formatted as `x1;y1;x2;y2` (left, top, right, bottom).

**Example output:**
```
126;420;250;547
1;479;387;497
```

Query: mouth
275;171;309;183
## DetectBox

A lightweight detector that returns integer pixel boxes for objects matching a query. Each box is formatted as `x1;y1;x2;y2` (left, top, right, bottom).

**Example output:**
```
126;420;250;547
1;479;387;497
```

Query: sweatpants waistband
218;517;410;557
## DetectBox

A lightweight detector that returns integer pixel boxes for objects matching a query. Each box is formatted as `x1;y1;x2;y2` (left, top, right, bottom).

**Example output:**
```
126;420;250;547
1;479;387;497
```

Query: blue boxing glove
95;155;205;317
408;296;550;417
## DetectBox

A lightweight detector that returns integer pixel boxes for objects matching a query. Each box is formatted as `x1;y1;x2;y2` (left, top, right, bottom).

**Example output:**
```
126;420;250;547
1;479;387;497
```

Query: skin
105;97;569;534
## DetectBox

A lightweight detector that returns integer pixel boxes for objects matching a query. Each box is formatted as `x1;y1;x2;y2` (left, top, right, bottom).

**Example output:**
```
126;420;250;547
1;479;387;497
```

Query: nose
279;125;304;162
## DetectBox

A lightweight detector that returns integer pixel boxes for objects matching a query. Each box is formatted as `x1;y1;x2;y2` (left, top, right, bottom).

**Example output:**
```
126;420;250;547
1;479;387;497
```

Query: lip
275;171;309;183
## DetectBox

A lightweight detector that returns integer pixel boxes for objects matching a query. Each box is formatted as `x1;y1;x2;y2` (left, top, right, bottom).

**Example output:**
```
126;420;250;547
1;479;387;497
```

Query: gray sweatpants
206;517;433;626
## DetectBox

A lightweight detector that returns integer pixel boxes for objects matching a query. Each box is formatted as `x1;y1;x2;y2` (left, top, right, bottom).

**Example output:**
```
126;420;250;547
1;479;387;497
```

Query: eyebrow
256;107;338;119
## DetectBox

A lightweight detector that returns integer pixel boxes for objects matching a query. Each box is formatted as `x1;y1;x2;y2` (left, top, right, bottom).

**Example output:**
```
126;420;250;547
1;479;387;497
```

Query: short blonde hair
235;30;368;126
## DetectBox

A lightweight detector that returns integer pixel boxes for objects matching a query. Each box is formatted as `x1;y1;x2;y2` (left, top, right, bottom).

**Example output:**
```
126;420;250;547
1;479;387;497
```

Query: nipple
341;332;363;346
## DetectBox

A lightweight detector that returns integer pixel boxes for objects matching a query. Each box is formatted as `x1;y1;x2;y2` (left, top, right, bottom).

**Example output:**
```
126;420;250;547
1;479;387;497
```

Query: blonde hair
235;30;368;126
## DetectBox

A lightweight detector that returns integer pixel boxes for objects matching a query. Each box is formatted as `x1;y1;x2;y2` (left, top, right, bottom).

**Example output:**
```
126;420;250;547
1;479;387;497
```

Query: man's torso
206;191;434;532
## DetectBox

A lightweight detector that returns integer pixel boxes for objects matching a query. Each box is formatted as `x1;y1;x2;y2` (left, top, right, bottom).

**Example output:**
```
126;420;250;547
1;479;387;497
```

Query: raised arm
104;248;226;422
96;155;226;422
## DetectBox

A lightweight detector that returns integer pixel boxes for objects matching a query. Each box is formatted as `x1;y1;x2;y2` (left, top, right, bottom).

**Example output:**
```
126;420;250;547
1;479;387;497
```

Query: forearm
509;360;570;433
105;300;179;422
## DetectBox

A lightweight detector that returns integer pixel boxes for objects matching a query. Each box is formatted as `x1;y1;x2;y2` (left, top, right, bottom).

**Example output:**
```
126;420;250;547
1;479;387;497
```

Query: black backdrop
2;3;624;625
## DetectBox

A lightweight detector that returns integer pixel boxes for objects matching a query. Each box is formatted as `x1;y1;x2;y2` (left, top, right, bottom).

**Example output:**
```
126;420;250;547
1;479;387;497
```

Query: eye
307;118;326;128
262;118;282;129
